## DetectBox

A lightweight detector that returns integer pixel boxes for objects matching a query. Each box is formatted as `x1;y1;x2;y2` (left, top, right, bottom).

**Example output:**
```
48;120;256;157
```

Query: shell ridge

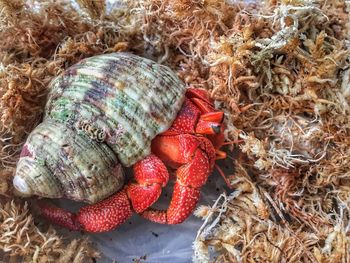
15;52;186;203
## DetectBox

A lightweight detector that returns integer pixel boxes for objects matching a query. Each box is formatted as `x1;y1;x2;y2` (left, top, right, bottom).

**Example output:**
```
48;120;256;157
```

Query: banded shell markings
46;53;186;166
15;121;122;203
14;53;187;204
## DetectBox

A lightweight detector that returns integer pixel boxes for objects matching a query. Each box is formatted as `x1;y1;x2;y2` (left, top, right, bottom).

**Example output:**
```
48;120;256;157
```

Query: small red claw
195;121;222;135
195;112;224;136
127;154;169;213
199;112;224;122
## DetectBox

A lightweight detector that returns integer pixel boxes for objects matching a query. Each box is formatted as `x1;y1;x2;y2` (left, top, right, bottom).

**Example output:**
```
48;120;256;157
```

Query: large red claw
142;183;201;224
127;154;169;213
146;134;215;224
141;88;225;225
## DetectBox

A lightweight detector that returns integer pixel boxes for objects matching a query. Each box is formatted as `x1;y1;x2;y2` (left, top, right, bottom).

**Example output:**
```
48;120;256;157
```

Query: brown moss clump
0;200;99;262
161;0;350;261
75;0;106;19
137;0;350;261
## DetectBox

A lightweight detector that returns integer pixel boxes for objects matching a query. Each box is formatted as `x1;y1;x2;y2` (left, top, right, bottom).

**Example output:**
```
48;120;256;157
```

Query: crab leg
138;89;225;224
141;134;216;224
39;154;169;232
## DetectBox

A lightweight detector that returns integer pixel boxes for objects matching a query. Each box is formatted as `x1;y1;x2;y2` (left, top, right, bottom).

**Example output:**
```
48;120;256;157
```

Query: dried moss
0;200;99;262
75;0;106;19
0;0;349;261
174;0;350;261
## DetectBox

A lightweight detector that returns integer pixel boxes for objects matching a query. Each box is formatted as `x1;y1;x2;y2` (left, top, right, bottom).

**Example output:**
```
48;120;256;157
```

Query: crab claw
138;88;225;225
141;134;216;224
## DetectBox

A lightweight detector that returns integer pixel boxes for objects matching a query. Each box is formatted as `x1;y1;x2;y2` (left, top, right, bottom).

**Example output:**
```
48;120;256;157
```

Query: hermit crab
13;53;226;233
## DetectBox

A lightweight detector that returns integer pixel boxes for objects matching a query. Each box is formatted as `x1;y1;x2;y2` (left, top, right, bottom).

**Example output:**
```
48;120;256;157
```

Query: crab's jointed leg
141;134;216;224
140;88;225;224
39;154;169;232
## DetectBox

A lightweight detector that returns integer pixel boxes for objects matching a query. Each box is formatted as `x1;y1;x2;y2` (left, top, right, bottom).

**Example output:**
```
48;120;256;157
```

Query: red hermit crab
13;53;226;232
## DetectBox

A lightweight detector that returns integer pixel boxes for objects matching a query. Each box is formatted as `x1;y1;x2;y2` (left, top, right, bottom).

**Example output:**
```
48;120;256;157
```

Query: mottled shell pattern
14;53;186;204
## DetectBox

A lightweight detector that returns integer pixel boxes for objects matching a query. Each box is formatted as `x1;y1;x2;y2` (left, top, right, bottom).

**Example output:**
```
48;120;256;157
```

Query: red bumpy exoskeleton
39;88;226;232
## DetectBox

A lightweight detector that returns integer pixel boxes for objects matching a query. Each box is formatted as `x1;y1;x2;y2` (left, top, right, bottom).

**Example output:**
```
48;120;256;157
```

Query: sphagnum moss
0;200;99;262
0;0;349;262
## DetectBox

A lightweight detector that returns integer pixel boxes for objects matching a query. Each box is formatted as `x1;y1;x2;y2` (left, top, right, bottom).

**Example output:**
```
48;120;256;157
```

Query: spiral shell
14;53;186;203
